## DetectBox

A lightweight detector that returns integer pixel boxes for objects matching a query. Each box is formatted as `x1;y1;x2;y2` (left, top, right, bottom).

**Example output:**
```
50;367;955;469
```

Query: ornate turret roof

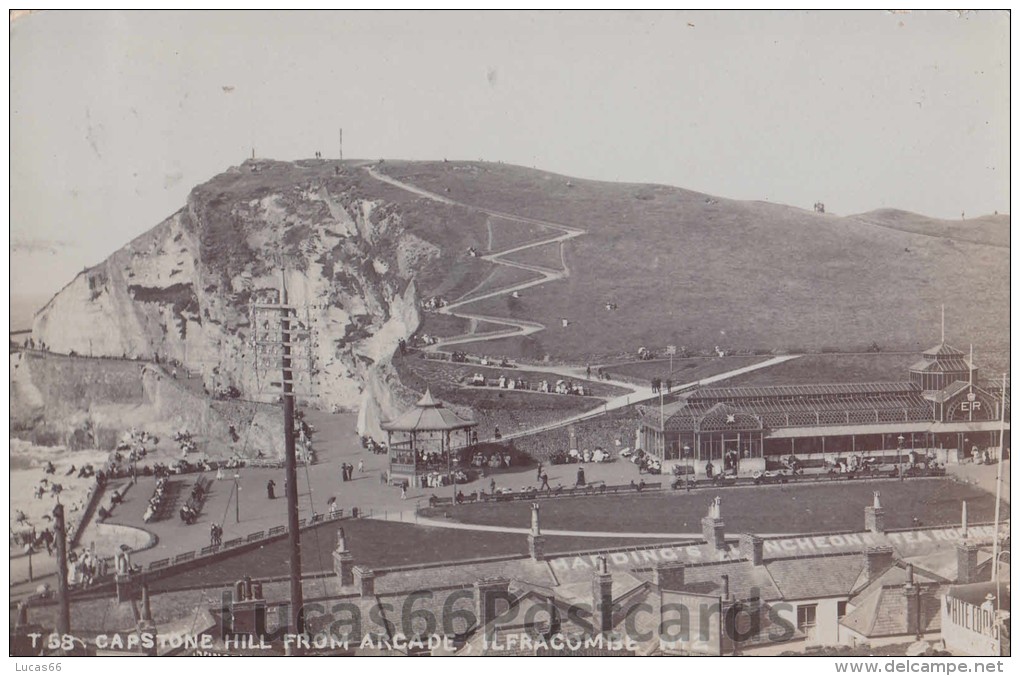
921;342;965;358
381;387;476;432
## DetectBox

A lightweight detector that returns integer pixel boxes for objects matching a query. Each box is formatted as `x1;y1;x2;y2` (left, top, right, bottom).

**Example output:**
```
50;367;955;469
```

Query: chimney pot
475;577;512;629
956;541;980;584
863;546;895;581
740;534;764;566
353;566;375;598
653;561;685;590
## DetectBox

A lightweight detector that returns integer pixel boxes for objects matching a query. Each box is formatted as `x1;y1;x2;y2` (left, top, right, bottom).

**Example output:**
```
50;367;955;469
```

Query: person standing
358;459;365;473
539;472;551;491
489;478;496;495
576;465;586;487
536;462;543;482
266;479;276;500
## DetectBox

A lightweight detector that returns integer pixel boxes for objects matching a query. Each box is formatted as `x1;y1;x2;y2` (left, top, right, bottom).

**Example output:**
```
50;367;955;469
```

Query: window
797;604;817;642
837;601;848;620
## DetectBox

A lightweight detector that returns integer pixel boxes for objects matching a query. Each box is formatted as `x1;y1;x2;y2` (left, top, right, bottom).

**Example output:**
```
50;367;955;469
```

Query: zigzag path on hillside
365;165;801;440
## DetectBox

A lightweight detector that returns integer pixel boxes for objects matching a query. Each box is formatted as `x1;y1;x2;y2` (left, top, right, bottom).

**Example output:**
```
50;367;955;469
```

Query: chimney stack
591;555;614;633
475;577;512;630
903;565;922;638
353;566;375;598
702;497;726;551
528;503;546;561
653;561;686;590
229;576;267;637
333;528;355;587
962;501;969;539
956;541;980;584
863;546;895;581
864;490;886;534
740;534;764;566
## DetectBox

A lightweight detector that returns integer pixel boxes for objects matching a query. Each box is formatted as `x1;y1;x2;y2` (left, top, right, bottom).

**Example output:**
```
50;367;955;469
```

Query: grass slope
379;161;1009;362
849;209;1009;248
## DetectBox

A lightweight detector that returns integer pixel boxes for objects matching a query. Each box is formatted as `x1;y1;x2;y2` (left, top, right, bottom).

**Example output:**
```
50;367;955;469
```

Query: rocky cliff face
31;159;475;439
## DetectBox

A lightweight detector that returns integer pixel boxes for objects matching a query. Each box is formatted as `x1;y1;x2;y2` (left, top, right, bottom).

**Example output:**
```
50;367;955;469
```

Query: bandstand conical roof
381;388;477;432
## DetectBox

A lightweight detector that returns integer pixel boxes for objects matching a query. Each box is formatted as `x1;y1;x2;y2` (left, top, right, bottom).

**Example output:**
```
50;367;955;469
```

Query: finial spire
969;344;974;389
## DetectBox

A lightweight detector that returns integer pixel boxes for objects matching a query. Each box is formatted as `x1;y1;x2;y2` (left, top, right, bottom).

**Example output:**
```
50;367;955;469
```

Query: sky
9;10;1011;311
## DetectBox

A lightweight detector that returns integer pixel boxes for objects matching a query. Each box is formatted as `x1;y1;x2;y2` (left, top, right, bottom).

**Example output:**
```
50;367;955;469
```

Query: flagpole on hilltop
991;372;1007;586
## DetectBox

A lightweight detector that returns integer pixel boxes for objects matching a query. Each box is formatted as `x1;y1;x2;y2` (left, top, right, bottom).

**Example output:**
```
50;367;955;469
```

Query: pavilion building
640;341;1009;474
381;388;477;488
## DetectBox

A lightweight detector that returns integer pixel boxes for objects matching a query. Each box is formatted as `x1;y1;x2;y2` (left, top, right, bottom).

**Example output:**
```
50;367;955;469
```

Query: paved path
367;164;584;350
369;510;701;540
365;165;802;441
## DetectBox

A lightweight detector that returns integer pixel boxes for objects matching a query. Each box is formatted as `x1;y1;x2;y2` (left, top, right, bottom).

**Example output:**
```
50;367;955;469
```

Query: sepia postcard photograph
7;9;1012;667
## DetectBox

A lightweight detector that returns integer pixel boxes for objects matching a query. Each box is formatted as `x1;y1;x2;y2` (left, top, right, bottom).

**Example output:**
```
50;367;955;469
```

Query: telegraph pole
252;265;314;654
279;270;304;653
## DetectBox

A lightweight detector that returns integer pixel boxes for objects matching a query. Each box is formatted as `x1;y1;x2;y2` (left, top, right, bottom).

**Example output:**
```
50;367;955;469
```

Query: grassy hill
848;208;1010;248
379;161;1009;361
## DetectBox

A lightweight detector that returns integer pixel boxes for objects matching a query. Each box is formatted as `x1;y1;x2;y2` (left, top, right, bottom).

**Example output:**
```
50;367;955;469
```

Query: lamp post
24;543;33;582
683;444;692;486
897;435;905;467
233;471;241;523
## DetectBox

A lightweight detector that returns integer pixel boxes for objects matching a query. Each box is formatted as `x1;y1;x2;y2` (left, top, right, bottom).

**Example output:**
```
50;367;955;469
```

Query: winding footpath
365;164;799;440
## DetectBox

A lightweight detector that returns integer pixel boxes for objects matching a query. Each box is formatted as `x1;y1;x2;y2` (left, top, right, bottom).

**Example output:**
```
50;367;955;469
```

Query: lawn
378;161;1009;362
604;355;771;387
391;352;624;439
149;518;531;592
458;265;544;302
422;478;1003;535
499;240;564;271
393;351;629;399
718;353;920;386
418;314;517;340
148;516;682;592
511;408;644;462
487;215;553;251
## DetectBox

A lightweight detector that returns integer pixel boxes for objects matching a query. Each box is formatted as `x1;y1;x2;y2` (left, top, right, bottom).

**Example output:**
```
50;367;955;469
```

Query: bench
173;551;195;564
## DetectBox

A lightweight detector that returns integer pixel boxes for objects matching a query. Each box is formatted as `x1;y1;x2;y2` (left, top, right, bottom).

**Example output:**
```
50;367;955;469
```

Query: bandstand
381;389;477;490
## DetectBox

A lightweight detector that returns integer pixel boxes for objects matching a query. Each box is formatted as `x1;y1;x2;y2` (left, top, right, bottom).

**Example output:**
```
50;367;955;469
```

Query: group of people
470;451;513;469
340;461;362;482
649;377;673;394
567;447;611;463
421;295;448;311
584;366;613;381
173;428;198;456
67;547;109;587
179;479;207;525
14;524;55;556
143;476;170;523
208;522;223;546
